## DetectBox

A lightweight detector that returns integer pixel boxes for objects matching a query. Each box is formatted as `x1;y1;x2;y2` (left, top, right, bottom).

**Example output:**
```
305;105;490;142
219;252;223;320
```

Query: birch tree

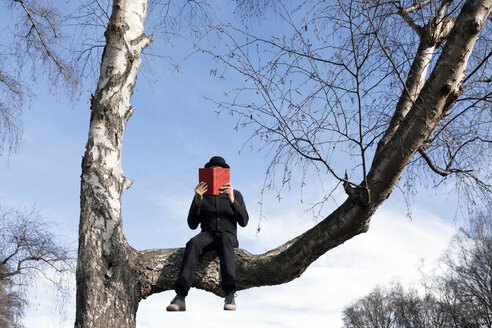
76;0;491;327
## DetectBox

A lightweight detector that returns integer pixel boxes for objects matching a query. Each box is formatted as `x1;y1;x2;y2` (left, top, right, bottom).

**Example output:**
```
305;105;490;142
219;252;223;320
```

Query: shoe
224;292;236;311
166;295;186;311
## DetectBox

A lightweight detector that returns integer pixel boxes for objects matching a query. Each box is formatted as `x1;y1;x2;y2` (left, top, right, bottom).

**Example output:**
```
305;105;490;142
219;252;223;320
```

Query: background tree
0;263;23;328
342;283;453;328
0;205;73;326
342;210;492;328
433;210;492;327
76;0;491;327
0;1;82;325
0;0;80;157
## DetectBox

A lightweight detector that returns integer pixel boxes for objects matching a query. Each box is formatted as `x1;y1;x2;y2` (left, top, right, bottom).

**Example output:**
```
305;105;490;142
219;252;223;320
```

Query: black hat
204;156;230;169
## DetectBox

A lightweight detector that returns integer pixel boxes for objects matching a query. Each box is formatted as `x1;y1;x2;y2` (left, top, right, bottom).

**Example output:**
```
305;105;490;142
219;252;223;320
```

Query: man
167;156;249;311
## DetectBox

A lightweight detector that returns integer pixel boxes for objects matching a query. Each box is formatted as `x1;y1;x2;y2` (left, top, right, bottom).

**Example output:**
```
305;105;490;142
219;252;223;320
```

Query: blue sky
0;1;464;327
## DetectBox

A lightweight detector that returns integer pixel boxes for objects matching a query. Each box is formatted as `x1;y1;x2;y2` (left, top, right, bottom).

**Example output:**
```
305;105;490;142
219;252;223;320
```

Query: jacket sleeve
231;190;249;227
187;198;201;230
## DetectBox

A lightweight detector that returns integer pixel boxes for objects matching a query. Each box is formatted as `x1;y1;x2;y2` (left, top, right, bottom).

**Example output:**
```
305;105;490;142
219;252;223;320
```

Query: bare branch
418;147;470;177
463;50;492;84
393;0;431;35
0;72;21;96
13;0;73;81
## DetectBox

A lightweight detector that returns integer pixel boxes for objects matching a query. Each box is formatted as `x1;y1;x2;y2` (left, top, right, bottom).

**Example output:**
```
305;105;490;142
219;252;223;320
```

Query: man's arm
187;199;201;230
187;182;207;229
231;190;249;227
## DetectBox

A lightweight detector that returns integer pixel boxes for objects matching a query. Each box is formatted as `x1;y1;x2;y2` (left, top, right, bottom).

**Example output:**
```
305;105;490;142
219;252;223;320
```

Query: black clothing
175;190;249;297
187;190;249;237
175;231;238;296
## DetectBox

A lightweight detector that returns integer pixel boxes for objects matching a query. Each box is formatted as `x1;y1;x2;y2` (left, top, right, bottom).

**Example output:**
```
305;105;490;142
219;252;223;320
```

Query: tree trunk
76;0;151;326
76;0;491;327
375;11;454;156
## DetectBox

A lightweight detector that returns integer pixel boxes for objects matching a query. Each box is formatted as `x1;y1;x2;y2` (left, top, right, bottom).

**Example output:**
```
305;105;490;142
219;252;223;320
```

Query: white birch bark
76;0;150;327
376;6;455;156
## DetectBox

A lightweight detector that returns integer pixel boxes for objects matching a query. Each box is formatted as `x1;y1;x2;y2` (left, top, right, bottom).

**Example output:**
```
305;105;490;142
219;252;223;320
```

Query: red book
199;168;230;195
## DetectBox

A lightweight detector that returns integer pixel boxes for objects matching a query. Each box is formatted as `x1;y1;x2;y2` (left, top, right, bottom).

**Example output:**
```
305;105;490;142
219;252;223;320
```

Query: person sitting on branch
166;156;249;311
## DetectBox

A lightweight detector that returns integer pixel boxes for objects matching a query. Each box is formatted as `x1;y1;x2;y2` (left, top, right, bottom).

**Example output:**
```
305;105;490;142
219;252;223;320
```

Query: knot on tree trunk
343;172;371;207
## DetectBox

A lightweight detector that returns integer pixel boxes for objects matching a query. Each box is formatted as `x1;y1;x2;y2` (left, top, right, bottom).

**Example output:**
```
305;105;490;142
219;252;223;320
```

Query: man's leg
215;232;239;295
174;232;215;297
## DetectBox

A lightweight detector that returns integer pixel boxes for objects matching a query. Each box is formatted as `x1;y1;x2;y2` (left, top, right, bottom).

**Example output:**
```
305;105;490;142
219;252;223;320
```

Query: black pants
175;231;239;297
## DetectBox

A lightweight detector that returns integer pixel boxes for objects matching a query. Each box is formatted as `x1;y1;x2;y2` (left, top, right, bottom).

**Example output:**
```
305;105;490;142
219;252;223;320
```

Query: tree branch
374;1;457;159
13;0;72;81
0;72;22;95
418;147;468;177
393;1;432;36
136;197;368;298
430;93;492;144
463;50;492;84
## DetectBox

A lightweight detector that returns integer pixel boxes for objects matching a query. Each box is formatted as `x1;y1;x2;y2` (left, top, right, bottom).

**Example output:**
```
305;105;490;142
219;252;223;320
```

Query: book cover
199;168;230;195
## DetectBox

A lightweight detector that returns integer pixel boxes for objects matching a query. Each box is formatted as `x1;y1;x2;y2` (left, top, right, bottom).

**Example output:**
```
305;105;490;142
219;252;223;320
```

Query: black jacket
187;190;249;237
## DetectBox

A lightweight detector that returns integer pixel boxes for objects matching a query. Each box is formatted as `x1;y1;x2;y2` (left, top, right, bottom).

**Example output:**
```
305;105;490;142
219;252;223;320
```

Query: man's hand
195;181;207;206
220;183;235;204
